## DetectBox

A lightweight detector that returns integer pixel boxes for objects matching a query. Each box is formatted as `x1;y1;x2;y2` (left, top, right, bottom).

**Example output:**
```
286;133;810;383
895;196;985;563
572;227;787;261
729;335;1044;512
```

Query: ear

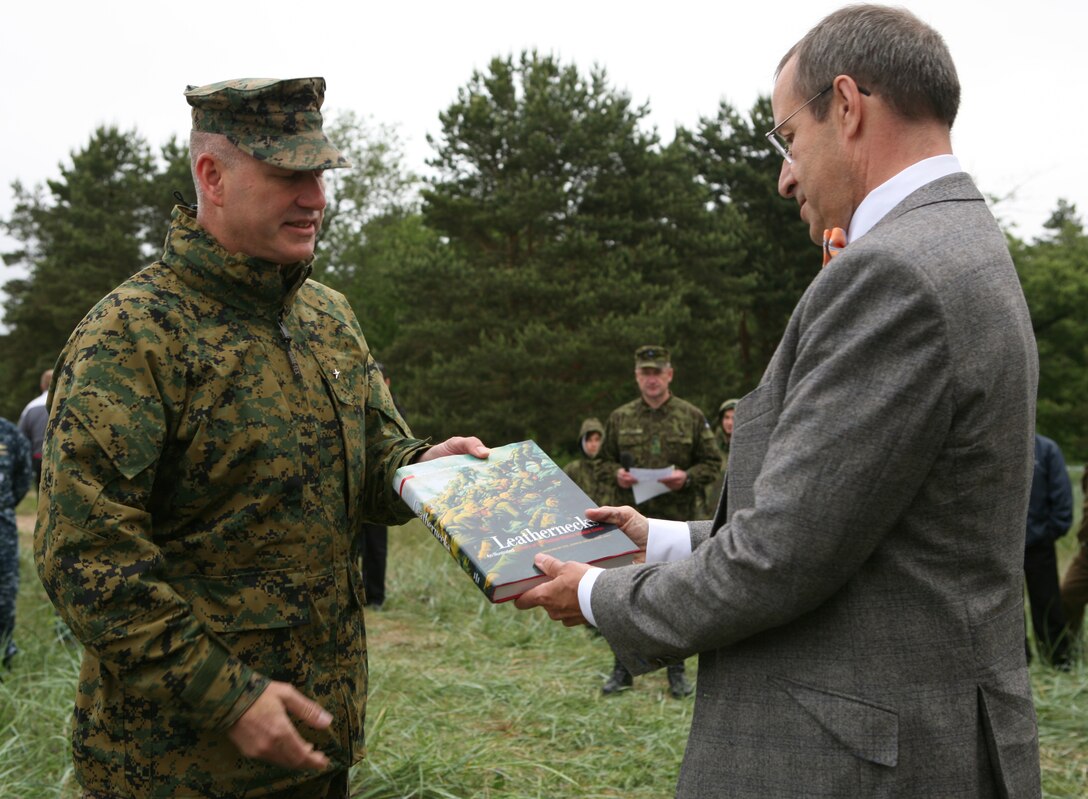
832;75;867;141
194;153;227;207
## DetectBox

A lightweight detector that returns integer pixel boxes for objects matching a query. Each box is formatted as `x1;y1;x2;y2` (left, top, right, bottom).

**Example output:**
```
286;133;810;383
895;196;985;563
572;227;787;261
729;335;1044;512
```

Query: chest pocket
299;321;370;517
727;383;778;518
663;431;694;465
617;427;644;451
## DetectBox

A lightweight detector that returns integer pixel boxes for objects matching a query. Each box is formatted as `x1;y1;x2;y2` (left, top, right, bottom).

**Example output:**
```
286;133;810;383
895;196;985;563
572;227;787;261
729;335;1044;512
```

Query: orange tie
822;227;847;267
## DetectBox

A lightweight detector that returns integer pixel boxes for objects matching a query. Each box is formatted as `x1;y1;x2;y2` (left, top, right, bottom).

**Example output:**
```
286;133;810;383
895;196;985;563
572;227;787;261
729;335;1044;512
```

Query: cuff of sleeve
179;642;270;730
578;566;605;627
646;518;693;563
219;671;273;730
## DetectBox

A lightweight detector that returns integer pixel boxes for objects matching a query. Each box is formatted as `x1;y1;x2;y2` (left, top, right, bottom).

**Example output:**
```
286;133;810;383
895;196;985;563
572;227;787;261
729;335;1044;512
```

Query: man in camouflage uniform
35;77;487;799
598;345;721;697
0;416;32;672
703;398;739;517
562;417;615;507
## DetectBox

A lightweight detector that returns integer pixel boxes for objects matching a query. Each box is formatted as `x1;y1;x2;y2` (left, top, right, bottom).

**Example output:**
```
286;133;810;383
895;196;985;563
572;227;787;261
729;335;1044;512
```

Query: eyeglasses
765;83;870;164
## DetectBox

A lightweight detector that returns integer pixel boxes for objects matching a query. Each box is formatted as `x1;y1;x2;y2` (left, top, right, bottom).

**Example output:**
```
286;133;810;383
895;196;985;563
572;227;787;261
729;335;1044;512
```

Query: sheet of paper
628;465;674;505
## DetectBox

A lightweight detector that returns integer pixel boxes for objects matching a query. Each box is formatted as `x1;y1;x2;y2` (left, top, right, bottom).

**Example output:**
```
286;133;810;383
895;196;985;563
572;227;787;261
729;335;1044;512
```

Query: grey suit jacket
593;173;1042;798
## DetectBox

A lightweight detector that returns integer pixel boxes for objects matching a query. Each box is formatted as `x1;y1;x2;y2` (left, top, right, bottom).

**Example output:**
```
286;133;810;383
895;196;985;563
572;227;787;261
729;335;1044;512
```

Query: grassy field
3;485;1087;798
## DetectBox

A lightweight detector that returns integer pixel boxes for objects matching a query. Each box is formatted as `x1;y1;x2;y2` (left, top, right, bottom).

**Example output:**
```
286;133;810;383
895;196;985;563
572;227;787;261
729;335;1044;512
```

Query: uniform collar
640;394;673;412
161;205;313;320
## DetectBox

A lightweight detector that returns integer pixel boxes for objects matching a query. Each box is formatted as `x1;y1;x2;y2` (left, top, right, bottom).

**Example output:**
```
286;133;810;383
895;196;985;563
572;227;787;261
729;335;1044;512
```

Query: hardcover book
395;440;640;602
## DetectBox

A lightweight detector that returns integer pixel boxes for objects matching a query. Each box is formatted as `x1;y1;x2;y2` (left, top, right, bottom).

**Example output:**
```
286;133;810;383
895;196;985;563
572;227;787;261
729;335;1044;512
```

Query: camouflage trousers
0;512;17;663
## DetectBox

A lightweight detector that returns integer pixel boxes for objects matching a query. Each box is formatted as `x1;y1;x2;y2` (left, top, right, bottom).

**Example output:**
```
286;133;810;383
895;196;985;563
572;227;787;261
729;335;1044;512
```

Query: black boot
667;663;692;698
602;657;633;695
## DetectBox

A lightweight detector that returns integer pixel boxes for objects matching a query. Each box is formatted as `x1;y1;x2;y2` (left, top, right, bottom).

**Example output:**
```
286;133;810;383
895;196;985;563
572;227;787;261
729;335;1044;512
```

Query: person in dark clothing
17;369;52;491
0;416;32;670
1024;433;1073;669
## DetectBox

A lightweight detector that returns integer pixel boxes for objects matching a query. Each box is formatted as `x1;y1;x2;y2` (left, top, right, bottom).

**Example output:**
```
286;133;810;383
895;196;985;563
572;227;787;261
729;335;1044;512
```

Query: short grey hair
189;130;242;205
778;4;960;128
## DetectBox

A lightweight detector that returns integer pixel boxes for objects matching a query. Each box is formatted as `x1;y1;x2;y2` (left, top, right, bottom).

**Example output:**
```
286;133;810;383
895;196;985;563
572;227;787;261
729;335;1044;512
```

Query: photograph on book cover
396;440;639;601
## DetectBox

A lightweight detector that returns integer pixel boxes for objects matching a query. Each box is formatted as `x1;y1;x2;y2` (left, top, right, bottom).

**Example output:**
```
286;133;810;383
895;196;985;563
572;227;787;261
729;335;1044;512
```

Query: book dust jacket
395;440;639;602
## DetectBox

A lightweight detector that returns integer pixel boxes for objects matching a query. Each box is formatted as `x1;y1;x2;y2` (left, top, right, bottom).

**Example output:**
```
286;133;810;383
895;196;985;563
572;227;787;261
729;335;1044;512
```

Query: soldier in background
562;417;615;507
703;398;738;516
35;77;486;799
0;416;31;673
598;345;721;697
1061;470;1088;658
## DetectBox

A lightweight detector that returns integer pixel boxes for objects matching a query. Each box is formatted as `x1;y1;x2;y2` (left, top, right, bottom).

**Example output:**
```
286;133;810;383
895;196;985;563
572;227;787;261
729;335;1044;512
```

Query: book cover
395;440;640;603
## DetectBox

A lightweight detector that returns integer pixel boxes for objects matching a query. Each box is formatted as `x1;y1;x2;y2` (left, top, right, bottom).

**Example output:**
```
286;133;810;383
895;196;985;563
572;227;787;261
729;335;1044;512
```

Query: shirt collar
848;154;962;243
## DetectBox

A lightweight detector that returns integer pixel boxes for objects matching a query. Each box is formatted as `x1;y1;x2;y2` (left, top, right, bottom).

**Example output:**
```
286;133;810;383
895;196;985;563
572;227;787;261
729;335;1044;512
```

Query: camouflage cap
185;77;350;171
635;345;670;369
717;398;739;418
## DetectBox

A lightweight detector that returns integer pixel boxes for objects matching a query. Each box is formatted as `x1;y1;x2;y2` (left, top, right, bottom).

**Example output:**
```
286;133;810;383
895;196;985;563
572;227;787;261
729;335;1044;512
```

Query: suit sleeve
592;250;956;670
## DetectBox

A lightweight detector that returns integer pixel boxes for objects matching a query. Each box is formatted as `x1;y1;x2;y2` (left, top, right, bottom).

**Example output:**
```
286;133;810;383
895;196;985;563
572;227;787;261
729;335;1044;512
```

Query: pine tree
389;52;746;454
0;127;190;416
1012;200;1088;460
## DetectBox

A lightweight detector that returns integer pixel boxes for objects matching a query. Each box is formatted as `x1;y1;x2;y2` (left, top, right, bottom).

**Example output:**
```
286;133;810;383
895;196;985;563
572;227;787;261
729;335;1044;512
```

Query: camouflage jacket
563;457;617;507
35;206;429;798
562;417;615;506
0;417;31;516
601;395;721;521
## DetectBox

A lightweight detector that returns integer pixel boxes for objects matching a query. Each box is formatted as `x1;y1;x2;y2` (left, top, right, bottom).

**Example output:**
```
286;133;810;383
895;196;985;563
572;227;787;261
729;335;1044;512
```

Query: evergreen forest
3;52;1085;461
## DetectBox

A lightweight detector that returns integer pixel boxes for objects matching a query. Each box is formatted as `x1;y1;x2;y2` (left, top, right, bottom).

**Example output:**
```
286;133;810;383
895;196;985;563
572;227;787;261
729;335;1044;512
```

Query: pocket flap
177;570;313;632
66;389;163;480
774;676;899;767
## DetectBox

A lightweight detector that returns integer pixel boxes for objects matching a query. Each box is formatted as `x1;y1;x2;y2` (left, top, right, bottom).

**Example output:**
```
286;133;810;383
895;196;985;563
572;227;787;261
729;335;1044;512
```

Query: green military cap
635;345;670;369
717;398;739;418
185;77;350;171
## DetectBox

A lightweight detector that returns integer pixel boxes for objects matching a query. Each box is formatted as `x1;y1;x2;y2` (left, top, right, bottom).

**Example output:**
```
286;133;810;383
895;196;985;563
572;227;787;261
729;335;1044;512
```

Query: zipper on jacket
277;312;302;378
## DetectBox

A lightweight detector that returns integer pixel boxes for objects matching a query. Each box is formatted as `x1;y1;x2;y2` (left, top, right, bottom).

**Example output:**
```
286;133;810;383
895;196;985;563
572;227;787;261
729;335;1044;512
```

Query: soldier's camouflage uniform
35;205;428;797
562;417;616;507
601;396;721;522
703;398;738;519
0;416;32;667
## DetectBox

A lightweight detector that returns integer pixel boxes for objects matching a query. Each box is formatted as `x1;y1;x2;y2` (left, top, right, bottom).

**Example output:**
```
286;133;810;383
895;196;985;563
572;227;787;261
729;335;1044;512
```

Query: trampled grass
3;493;1087;798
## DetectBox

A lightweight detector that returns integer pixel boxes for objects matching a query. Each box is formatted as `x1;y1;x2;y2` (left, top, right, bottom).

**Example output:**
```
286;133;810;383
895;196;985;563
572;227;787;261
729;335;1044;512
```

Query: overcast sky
2;0;1083;266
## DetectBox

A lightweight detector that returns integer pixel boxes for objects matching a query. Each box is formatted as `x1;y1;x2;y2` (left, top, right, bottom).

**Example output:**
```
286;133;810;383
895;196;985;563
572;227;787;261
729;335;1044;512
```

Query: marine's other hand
586;505;649;551
227;681;332;770
418;436;490;462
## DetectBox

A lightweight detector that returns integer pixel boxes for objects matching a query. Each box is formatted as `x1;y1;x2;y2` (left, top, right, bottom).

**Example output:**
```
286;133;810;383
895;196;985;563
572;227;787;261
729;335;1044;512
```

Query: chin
277;244;317;264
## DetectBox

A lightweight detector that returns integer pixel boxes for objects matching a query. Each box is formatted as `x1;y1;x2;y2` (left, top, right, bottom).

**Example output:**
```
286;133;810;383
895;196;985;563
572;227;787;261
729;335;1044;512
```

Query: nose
297;172;327;210
777;160;796;199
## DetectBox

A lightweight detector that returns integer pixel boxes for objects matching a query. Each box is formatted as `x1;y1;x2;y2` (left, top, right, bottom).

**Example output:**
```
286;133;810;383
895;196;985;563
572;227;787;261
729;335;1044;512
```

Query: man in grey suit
516;5;1042;797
